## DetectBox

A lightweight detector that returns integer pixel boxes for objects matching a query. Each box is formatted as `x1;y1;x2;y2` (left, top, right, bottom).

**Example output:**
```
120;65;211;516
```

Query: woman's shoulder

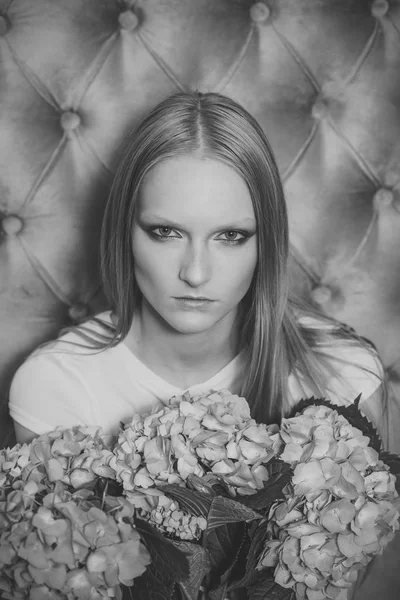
10;311;120;399
28;311;116;359
295;312;384;401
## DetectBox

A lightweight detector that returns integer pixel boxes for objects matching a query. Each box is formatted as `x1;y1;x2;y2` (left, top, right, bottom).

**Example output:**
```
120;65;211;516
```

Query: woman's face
132;155;258;336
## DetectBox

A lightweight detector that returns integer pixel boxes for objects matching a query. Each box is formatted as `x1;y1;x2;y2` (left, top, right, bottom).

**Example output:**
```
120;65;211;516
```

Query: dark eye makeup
147;225;255;245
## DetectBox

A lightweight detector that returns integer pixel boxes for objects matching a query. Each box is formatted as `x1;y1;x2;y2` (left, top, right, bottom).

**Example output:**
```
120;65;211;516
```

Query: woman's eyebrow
138;215;184;228
138;214;257;229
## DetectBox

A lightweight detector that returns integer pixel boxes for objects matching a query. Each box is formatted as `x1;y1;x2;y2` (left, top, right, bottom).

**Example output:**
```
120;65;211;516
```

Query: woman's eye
151;227;179;239
218;230;246;242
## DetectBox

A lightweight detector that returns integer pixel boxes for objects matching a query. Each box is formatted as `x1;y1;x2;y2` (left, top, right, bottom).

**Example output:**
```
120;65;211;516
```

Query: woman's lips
174;297;214;308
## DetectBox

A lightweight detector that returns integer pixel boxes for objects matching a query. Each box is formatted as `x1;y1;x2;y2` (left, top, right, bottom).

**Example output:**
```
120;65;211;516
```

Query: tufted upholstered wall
1;0;400;454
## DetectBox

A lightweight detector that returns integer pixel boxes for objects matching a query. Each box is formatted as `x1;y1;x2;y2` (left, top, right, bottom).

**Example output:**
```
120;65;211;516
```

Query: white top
9;311;387;443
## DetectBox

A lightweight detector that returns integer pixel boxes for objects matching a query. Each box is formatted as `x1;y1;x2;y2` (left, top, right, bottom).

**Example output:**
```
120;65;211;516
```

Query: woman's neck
122;304;240;390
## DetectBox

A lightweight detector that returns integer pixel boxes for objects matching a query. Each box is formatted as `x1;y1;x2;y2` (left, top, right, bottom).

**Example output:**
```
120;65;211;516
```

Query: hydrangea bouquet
109;390;400;600
1;391;399;600
0;427;187;600
243;398;400;600
111;390;287;599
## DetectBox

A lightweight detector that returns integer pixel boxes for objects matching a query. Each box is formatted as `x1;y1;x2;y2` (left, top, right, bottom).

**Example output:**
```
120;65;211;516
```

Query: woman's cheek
217;245;257;288
134;240;178;283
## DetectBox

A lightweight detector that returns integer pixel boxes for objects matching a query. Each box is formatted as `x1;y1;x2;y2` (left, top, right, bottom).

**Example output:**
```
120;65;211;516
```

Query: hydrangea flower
0;429;151;599
1;426;116;497
258;405;399;600
111;389;278;539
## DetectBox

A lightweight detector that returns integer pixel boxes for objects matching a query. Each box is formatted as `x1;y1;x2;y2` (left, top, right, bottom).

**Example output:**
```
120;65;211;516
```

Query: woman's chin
165;313;217;336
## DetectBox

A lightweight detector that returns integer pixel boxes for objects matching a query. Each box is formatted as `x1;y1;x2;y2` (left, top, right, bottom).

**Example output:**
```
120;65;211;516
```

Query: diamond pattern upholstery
1;0;400;453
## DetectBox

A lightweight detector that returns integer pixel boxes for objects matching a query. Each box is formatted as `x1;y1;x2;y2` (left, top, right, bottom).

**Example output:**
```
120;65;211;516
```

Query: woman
9;91;386;447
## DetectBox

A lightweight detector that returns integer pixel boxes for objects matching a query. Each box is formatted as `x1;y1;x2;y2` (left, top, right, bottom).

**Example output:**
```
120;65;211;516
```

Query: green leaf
289;396;383;452
380;451;400;492
121;586;135;600
208;583;228;600
161;484;212;518
133;518;190;600
187;474;218;496
227;520;270;591
204;520;247;590
380;451;400;474
207;496;262;531
173;542;211;600
240;459;292;514
226;592;249;600
136;518;190;579
123;582;173;600
248;574;295;600
95;476;123;498
218;525;249;588
188;473;234;500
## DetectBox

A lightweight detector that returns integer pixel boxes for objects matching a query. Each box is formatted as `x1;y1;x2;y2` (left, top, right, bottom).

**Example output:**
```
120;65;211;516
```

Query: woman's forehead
138;155;255;223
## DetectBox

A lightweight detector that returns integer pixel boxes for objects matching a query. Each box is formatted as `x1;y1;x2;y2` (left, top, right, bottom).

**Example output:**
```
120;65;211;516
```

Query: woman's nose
178;243;211;287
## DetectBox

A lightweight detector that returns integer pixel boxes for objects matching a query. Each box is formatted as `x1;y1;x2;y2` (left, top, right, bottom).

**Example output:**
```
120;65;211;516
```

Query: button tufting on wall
60;110;81;132
371;0;389;17
385;171;399;188
250;2;270;23
373;187;394;210
311;285;332;305
119;9;139;31
312;97;329;120
2;215;23;235
0;14;10;36
68;303;89;322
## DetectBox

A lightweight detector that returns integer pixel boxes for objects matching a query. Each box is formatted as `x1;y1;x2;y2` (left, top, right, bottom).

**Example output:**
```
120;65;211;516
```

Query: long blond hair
96;91;382;423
